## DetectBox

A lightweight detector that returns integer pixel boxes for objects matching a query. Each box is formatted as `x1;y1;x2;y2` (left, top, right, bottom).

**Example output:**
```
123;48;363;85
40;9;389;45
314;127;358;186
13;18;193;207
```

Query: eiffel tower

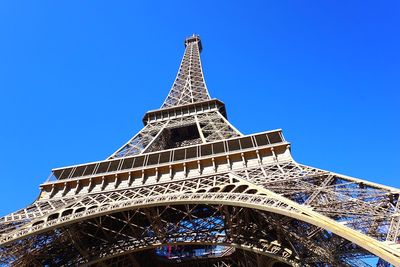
1;35;399;267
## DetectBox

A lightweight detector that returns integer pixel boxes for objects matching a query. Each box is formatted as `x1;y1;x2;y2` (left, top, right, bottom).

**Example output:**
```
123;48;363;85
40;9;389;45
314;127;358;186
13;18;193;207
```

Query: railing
0;192;297;246
50;130;286;181
143;99;226;124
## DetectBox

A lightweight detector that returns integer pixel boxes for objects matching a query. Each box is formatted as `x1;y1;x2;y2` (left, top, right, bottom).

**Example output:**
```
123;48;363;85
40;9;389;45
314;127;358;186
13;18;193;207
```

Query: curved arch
2;192;400;265
221;184;235;192
75;207;86;213
85;241;295;266
232;184;249;193
32;220;44;227
208;186;220;192
46;213;59;222
245;188;258;194
61;209;74;217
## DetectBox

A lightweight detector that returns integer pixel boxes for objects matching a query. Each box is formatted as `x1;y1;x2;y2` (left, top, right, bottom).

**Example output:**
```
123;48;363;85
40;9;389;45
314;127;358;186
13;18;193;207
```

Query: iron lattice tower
1;35;399;267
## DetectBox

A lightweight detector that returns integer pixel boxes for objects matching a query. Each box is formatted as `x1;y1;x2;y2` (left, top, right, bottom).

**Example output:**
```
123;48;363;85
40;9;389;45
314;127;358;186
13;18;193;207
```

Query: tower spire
106;35;241;159
161;34;210;108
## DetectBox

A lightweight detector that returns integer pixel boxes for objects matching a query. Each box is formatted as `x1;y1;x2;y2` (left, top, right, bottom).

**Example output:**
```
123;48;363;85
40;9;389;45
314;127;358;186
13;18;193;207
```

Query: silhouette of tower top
161;34;209;109
185;34;202;52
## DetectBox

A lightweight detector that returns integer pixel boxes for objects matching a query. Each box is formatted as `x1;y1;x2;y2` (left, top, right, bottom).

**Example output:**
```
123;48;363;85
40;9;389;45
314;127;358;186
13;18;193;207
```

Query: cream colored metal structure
0;35;399;267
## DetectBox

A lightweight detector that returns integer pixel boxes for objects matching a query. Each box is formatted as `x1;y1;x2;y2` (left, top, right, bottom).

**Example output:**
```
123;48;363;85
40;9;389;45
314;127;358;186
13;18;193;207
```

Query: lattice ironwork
1;35;399;267
161;35;210;109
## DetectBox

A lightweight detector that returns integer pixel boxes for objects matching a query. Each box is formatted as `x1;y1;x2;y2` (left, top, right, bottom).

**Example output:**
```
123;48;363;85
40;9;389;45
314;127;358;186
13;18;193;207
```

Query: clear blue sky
0;0;399;221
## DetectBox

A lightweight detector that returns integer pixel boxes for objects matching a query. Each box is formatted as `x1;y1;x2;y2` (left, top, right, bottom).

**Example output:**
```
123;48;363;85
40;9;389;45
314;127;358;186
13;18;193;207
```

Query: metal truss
109;111;241;159
161;34;210;109
1;35;399;267
109;121;168;159
91;246;277;267
2;164;399;265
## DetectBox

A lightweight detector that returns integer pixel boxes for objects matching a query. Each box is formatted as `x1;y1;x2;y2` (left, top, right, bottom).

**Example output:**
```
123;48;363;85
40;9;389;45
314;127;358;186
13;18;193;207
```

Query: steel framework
0;35;399;267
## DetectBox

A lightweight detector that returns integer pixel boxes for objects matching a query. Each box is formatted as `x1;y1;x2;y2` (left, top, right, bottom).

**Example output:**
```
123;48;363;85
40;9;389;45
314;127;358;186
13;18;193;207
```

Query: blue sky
0;0;399;227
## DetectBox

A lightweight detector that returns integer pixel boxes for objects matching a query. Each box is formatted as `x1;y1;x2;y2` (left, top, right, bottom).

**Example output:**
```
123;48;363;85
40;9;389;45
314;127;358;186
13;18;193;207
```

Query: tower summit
109;34;240;159
0;36;399;267
162;34;209;109
184;34;202;51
